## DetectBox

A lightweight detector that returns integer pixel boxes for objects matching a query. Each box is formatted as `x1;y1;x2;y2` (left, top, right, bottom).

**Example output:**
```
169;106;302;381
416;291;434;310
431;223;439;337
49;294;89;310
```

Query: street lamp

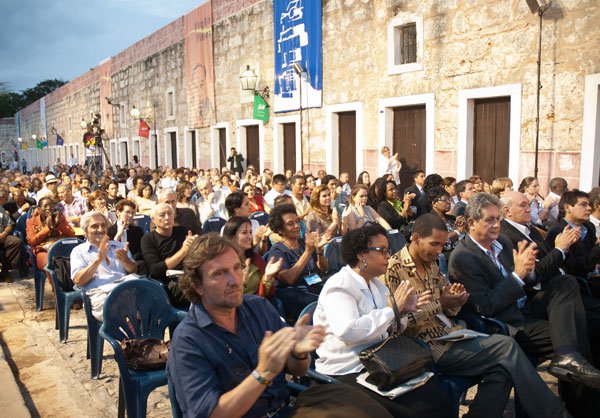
130;106;141;120
239;65;270;100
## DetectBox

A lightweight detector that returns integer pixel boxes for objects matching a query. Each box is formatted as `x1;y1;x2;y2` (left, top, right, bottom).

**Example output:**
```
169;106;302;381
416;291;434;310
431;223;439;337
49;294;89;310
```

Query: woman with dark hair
341;184;391;235
414;174;444;217
518;176;548;226
367;177;386;208
376;180;415;230
176;180;198;216
222;216;281;297
356;171;371;188
26;196;75;291
135;183;157;215
305;184;339;237
304;173;316;197
87;190;117;224
427;186;465;256
313;224;453;418
242;182;267;213
268;203;328;321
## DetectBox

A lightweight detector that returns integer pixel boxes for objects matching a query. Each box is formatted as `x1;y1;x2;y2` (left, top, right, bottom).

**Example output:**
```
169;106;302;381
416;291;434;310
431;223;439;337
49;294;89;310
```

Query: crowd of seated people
4;154;600;417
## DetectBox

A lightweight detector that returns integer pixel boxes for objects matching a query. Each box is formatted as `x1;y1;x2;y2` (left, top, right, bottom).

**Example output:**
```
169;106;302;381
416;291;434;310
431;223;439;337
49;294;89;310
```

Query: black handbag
358;293;433;391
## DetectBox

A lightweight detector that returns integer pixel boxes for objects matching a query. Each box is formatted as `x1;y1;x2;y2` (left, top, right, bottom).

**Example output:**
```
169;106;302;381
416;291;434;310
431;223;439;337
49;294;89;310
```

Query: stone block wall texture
13;0;600;192
0;118;17;166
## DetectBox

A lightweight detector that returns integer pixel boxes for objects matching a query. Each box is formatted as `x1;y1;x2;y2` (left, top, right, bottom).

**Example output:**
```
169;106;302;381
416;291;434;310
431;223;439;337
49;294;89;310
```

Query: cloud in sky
0;0;202;92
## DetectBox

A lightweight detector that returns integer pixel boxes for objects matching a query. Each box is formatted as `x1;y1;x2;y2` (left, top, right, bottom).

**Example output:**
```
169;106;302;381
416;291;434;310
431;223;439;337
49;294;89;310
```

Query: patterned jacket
384;246;462;360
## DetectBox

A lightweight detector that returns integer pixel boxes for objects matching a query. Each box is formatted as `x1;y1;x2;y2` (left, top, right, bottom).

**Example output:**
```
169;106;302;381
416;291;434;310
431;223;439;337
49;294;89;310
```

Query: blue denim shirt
167;295;289;418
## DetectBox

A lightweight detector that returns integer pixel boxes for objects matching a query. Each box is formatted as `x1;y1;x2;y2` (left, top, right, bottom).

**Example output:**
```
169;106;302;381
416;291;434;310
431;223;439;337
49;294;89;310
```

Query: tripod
87;141;112;179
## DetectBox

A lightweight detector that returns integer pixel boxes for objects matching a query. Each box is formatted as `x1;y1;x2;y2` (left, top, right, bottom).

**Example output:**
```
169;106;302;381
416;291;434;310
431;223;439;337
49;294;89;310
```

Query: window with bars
395;23;417;65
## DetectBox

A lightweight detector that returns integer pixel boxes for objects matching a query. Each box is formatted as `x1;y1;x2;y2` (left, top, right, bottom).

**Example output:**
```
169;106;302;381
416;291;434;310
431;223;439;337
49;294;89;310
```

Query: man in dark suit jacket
449;192;600;391
500;190;600;416
545;190;600;279
227;147;245;177
451;179;475;217
402;170;425;201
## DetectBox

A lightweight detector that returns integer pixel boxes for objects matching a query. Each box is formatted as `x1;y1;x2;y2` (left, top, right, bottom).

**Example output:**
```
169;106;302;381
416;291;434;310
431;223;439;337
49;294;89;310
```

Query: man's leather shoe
548;352;600;389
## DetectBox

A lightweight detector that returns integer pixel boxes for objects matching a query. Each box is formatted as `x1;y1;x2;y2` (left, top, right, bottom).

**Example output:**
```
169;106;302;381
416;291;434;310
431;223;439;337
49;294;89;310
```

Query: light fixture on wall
239;65;270;101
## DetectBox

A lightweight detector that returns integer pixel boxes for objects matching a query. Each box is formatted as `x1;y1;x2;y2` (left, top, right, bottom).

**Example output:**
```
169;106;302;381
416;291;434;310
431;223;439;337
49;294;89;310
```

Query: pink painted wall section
184;2;216;128
212;0;263;23
98;60;114;138
519;151;581;193
433;150;457;179
111;18;184;73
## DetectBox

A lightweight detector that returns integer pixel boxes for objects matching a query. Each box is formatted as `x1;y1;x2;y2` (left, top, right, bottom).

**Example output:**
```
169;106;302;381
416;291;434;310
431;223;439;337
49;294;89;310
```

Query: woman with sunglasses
427;187;466;256
313;223;453;418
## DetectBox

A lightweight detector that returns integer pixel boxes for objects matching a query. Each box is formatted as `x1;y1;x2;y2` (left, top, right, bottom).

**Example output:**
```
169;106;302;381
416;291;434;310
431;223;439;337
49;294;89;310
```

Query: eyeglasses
367;246;392;256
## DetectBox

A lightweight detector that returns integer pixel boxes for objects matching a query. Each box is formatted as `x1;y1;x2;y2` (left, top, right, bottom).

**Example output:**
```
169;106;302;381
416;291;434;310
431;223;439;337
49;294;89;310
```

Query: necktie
486;250;527;309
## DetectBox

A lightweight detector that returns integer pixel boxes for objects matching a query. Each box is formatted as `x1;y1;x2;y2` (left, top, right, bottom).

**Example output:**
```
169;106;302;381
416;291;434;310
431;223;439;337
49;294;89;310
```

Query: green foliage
0;78;67;118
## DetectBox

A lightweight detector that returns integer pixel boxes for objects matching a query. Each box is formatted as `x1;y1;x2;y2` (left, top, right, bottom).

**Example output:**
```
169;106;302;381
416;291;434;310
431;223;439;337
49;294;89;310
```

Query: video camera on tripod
82;113;104;150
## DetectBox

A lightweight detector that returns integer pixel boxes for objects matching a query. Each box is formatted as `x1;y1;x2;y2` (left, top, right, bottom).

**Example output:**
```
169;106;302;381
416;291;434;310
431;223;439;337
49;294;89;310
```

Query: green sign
253;95;269;122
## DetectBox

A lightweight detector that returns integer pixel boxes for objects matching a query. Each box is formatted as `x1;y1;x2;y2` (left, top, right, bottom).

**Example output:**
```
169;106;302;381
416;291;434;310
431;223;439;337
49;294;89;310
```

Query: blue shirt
167;296;289;418
70;240;131;291
269;239;318;288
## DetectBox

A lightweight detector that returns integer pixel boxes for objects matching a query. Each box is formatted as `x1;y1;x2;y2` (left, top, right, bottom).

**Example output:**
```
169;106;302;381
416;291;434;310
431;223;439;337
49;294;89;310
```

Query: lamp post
239;65;270;101
292;62;305;170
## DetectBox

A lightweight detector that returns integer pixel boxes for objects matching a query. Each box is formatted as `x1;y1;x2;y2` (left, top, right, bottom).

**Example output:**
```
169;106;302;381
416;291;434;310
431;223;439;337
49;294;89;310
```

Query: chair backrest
387;229;407;256
324;236;344;275
202;217;227;233
14;214;28;241
298;301;318;326
45;238;85;291
249;211;270;226
46;238;85;264
438;253;449;278
132;214;151;234
101;279;179;342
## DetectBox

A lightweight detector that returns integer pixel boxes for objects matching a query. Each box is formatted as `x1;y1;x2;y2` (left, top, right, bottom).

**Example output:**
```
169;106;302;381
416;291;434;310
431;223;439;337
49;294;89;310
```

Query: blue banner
56;134;64;146
274;0;322;112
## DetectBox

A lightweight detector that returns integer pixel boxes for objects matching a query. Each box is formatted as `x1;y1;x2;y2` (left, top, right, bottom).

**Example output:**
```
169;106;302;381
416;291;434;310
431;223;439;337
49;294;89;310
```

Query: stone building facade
14;0;600;192
0;118;18;167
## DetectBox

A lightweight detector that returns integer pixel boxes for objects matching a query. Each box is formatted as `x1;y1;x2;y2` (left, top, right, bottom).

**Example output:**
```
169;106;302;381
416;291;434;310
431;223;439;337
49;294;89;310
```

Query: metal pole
533;7;544;178
298;72;303;172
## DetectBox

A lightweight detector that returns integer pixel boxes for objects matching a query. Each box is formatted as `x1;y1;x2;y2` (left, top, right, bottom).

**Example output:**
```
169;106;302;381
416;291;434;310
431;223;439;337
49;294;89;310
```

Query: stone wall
11;0;600;191
0;118;17;167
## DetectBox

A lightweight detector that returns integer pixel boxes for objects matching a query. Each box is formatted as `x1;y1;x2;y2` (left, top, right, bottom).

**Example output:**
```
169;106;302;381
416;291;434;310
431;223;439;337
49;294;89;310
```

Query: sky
0;0;203;92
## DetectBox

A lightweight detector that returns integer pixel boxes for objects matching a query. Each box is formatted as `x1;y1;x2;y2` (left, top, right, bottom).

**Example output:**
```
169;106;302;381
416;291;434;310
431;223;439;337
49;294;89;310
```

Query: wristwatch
252;370;272;386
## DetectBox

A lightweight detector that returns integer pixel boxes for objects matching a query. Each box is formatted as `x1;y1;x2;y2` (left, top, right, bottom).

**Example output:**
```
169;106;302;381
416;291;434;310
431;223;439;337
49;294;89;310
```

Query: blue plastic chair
323;236;344;276
45;238;84;343
132;214;151;234
298;301;317;326
202;216;227;233
99;279;185;418
77;286;104;379
387;229;407;256
249;211;270;226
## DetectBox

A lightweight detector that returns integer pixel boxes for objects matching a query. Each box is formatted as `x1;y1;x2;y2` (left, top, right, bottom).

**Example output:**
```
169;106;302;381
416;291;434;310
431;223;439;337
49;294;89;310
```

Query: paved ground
0;273;560;418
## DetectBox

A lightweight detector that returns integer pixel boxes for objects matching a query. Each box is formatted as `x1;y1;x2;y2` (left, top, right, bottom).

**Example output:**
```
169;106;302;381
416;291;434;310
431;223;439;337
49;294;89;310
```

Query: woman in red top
243;183;269;214
26;196;75;290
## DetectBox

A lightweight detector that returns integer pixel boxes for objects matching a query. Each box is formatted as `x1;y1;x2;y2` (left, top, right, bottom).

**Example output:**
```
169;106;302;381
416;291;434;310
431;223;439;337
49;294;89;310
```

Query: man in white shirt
68;154;79;167
544;177;568;223
71;211;138;320
290;175;309;218
263;174;290;208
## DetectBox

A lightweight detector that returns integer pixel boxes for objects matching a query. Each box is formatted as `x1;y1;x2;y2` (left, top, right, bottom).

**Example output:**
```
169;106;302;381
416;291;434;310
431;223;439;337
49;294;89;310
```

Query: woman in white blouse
313;224;454;418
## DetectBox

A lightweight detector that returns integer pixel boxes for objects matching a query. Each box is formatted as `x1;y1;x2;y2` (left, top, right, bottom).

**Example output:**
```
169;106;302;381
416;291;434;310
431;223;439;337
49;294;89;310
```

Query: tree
21;79;66;104
0;78;67;118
